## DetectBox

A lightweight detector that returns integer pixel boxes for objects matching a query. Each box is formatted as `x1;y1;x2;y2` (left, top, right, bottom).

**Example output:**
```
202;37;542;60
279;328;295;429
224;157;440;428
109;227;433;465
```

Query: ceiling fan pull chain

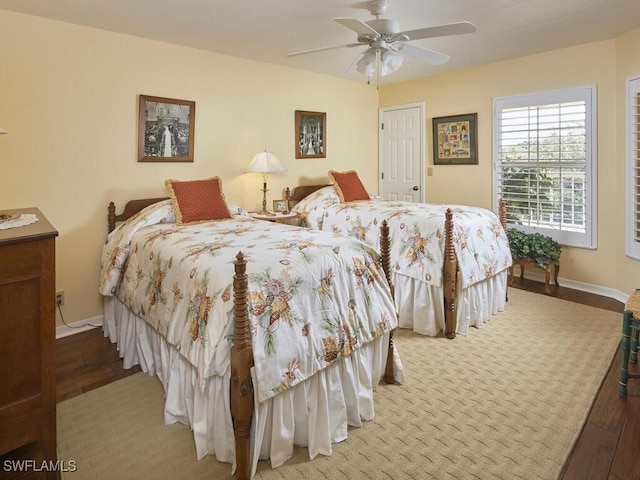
376;48;381;90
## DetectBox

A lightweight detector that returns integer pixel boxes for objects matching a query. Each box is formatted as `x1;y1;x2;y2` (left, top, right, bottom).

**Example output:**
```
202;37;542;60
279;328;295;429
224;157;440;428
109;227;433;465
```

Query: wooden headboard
287;184;332;205
107;197;168;233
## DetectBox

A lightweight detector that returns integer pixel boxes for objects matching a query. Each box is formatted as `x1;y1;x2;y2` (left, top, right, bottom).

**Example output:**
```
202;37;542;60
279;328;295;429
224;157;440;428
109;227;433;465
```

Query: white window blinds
493;85;597;248
627;76;640;260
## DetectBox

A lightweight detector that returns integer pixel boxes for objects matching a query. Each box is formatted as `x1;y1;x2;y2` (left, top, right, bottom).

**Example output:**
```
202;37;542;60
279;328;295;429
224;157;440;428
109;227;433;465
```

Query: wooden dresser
0;208;58;478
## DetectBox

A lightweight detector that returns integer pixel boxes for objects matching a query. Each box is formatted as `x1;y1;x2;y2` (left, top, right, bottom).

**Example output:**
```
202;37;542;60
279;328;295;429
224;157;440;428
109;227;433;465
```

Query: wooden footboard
231;221;395;480
107;198;395;480
443;198;508;339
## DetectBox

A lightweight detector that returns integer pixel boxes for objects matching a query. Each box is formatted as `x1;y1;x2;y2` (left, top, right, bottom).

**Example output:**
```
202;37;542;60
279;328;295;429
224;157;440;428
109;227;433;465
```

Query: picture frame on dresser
295;110;326;159
272;199;287;213
138;95;195;163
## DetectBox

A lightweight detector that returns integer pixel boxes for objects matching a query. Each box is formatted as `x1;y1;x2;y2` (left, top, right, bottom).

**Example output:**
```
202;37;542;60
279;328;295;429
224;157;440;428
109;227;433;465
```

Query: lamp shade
380;50;403;76
246;150;286;174
0;127;7;135
356;49;377;77
355;48;403;79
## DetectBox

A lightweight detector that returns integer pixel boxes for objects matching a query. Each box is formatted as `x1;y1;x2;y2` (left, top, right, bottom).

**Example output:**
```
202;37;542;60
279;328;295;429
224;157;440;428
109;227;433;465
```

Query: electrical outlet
55;291;64;307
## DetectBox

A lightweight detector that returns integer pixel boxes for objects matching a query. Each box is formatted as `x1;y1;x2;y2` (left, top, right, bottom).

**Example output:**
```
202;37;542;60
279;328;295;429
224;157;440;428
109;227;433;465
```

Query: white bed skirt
393;270;508;336
103;296;404;478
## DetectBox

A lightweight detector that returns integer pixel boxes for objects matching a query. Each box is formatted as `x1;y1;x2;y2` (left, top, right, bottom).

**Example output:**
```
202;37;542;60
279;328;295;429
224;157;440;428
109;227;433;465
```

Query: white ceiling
2;0;640;86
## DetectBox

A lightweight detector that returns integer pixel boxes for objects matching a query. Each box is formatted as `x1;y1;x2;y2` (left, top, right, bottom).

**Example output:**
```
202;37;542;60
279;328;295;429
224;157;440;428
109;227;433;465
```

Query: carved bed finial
380;220;392;289
284;187;291;213
108;202;116;234
499;197;507;232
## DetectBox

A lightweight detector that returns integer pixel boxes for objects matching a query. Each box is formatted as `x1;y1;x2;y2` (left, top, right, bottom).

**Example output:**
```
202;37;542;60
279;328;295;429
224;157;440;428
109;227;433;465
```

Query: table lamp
245;150;286;215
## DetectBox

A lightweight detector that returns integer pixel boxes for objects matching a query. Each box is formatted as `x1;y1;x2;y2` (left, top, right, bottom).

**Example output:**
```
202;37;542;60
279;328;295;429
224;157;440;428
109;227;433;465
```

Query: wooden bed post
499;197;507;231
380;220;396;384
231;252;254;480
108;202;116;234
499;198;509;302
443;209;457;339
284;187;291;214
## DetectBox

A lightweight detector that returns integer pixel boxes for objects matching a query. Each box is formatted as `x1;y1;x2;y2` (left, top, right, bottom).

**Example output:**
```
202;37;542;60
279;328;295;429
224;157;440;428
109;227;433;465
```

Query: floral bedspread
293;186;512;288
99;201;397;403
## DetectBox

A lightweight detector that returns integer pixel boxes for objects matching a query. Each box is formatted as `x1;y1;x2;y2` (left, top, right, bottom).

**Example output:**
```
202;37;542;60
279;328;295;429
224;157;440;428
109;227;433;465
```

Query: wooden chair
619;291;640;396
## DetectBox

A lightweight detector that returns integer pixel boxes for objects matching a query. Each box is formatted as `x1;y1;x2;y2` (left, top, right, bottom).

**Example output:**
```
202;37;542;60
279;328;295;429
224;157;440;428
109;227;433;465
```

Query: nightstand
250;211;300;225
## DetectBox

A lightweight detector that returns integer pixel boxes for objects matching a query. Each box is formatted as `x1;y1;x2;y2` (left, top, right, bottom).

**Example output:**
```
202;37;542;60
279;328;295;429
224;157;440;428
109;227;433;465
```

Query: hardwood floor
1;278;637;479
510;278;638;480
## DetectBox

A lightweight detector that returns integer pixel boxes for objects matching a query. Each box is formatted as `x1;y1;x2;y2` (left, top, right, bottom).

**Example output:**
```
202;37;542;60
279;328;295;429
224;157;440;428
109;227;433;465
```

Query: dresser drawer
0;240;42;285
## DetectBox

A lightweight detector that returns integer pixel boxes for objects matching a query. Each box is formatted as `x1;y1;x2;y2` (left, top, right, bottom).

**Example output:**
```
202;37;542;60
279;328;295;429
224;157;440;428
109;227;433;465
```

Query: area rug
57;288;621;479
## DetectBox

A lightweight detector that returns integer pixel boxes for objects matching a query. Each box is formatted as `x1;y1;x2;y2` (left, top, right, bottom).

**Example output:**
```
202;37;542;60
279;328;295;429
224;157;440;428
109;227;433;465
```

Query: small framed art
138;95;195;162
432;113;478;165
273;199;288;213
295;110;326;159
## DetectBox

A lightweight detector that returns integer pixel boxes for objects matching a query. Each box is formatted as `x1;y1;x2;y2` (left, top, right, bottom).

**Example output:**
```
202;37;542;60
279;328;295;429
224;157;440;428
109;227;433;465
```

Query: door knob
412;186;419;191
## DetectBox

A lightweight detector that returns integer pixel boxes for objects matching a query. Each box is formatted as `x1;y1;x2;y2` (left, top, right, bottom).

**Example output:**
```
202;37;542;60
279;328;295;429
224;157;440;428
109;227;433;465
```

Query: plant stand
509;259;559;295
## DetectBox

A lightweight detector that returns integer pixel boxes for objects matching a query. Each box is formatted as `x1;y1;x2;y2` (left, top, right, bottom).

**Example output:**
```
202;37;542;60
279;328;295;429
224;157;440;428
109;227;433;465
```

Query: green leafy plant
507;228;561;268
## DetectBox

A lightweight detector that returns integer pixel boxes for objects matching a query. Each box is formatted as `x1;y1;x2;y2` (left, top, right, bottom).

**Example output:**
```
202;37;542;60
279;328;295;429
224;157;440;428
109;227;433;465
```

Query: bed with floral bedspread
99;199;403;479
290;185;512;338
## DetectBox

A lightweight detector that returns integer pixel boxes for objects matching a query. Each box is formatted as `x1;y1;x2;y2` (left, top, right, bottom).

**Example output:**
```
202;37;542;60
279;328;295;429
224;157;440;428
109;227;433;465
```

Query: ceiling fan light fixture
290;0;477;85
380;49;403;76
355;49;378;76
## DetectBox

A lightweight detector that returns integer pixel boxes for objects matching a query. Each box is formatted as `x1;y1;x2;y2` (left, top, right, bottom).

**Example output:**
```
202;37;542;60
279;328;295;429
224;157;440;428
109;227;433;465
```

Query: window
493;85;597;248
627;76;640;260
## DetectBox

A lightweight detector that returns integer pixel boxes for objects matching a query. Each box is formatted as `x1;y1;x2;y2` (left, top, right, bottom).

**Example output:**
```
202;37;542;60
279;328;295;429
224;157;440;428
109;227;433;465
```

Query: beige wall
380;38;638;299
0;11;379;327
2;9;638;327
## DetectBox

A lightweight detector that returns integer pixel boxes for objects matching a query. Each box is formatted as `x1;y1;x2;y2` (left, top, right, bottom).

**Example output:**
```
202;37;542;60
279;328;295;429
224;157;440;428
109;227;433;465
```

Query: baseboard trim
514;269;629;304
56;315;103;339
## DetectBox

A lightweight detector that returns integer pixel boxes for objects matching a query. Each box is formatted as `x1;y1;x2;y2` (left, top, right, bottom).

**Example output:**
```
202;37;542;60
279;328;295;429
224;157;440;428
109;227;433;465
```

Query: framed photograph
138;95;195;162
432;113;478;165
295;110;326;159
273;199;288;213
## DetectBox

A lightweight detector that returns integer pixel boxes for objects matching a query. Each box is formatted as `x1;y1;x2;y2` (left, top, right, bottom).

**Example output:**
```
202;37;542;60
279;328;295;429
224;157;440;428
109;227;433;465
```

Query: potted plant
506;228;561;268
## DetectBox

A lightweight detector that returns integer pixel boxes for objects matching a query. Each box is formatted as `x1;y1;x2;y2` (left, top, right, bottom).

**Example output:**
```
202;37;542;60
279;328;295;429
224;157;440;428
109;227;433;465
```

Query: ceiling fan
287;0;476;87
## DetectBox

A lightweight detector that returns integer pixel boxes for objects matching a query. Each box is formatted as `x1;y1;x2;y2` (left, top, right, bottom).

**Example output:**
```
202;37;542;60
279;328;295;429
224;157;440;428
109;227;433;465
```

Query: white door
379;103;424;202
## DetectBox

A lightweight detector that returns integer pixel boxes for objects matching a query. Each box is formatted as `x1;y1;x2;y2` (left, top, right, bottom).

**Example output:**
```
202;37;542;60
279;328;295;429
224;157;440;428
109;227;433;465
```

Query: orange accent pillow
328;170;370;202
164;177;232;225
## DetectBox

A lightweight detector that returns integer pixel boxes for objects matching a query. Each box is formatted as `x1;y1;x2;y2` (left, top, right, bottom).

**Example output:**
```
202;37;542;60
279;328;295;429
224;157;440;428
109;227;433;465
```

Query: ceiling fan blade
398;43;450;65
335;17;380;37
391;21;476;42
287;42;362;57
